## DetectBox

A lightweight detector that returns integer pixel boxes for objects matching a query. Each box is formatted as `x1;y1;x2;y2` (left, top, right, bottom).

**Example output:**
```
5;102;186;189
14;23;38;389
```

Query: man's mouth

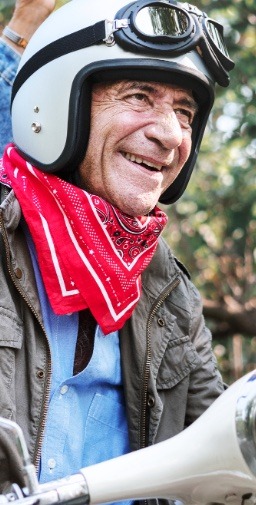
122;152;163;172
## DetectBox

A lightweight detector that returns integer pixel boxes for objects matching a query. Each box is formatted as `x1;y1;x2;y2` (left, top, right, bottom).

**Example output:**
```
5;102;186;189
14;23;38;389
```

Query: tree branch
203;298;256;337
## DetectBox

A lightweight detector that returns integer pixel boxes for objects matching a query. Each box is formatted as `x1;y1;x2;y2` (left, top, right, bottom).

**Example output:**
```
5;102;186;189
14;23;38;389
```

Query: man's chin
117;196;160;217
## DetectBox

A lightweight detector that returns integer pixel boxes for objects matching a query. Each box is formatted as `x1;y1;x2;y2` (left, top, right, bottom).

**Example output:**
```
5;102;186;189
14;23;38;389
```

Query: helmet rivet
105;35;115;47
31;122;41;133
34;106;40;113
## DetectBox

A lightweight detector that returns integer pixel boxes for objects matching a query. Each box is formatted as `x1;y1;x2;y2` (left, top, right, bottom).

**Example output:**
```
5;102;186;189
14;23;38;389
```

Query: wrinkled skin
79;80;198;217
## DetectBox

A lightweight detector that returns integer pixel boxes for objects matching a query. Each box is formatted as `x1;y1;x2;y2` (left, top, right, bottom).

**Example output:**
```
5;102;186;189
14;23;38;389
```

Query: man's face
79;80;198;216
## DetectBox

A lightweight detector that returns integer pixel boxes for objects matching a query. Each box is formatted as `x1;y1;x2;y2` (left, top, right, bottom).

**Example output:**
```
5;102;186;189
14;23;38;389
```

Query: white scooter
0;370;256;505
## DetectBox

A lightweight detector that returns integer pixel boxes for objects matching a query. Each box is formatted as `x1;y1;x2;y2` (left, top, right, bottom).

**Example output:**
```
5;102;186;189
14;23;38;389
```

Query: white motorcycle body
1;370;256;505
83;370;256;505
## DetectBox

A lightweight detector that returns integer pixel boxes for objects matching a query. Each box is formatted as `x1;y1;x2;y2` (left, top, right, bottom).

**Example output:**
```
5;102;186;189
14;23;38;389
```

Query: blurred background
0;0;255;384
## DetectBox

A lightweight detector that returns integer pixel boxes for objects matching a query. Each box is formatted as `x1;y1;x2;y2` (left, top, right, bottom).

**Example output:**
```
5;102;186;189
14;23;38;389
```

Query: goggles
12;0;234;107
105;0;234;87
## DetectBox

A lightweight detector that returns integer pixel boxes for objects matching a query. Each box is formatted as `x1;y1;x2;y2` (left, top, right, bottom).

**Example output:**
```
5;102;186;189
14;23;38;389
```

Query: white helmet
11;0;234;204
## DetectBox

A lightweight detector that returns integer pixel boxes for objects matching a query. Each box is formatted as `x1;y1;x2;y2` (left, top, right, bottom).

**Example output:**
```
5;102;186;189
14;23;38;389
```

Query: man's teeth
124;152;162;171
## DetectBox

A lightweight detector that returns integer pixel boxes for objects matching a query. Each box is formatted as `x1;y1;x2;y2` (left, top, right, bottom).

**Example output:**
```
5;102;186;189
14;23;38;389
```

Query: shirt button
60;385;69;395
48;458;56;469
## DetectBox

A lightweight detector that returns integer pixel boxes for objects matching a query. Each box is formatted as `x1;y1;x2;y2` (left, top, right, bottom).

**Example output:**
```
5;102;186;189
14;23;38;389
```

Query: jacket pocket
0;307;23;390
156;335;202;389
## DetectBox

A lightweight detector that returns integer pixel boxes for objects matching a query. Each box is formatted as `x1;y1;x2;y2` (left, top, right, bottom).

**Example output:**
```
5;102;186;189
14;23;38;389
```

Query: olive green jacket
0;187;224;496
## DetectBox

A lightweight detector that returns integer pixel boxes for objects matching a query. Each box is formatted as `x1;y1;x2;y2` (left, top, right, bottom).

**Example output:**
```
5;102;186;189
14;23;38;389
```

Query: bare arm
2;0;56;54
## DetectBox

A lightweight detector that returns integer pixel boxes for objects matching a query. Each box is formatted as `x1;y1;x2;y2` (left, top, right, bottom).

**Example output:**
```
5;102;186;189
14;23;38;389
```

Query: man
0;0;234;499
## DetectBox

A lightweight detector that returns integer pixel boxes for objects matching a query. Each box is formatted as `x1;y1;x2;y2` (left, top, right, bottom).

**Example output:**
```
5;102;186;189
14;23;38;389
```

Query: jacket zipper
0;199;181;482
0;212;52;472
139;277;181;450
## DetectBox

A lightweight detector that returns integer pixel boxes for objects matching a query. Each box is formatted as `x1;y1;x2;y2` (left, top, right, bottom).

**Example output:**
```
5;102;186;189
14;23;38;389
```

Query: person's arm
185;280;225;426
1;0;56;55
0;0;56;156
0;40;19;156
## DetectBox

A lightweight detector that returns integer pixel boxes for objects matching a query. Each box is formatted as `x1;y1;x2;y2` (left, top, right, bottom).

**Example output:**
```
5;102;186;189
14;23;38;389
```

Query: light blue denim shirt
25;226;132;504
0;40;20;156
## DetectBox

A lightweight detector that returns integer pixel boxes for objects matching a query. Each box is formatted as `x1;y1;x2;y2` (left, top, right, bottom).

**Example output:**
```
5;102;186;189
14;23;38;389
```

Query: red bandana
0;145;167;334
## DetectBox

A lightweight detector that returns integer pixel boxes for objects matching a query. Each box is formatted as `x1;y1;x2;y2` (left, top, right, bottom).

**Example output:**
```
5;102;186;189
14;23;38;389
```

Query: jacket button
147;394;155;408
157;317;165;327
14;267;22;279
36;370;44;379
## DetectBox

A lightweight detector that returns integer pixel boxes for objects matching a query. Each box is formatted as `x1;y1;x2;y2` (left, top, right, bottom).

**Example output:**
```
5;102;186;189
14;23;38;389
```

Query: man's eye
175;108;193;125
133;93;148;102
126;92;148;103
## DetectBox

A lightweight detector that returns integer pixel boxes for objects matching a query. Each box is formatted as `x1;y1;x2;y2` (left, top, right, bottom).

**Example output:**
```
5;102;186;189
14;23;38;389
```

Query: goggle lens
135;6;189;38
206;19;229;57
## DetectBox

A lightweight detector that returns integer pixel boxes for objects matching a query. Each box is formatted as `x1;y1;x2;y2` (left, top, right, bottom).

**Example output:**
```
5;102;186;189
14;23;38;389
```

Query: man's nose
144;110;183;150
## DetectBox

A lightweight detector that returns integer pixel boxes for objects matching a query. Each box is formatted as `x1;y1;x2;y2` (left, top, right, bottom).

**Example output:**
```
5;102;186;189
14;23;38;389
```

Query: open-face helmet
11;0;234;204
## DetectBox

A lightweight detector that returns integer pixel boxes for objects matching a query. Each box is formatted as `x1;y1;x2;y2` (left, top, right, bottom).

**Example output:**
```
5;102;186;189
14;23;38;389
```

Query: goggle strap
11;20;107;105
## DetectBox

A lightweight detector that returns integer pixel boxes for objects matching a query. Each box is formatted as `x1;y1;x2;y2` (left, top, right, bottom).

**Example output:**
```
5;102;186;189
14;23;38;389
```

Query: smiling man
80;81;198;216
0;0;234;499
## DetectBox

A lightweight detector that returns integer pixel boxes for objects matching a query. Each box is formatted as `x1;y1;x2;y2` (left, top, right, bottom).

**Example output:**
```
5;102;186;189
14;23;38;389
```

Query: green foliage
0;0;14;27
163;0;256;382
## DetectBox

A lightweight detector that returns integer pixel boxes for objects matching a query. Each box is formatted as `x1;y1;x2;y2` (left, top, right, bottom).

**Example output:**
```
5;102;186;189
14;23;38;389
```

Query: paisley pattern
91;195;165;265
